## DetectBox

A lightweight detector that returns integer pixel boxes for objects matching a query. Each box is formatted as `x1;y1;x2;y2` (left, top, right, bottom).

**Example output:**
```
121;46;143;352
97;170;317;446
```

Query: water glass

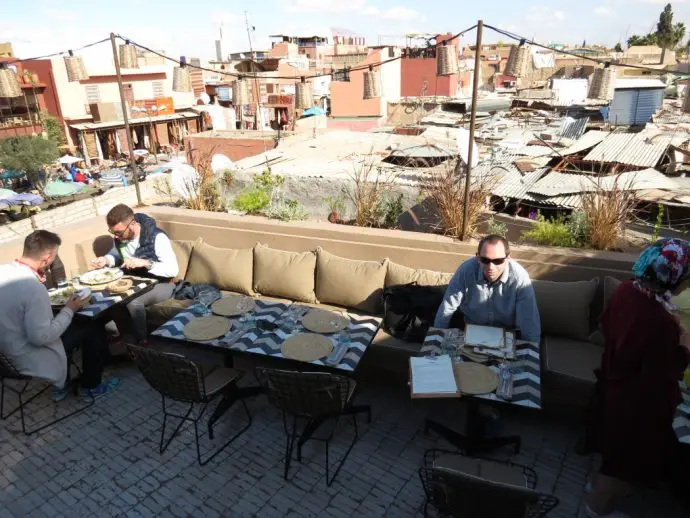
238;312;257;332
338;329;350;347
197;289;215;316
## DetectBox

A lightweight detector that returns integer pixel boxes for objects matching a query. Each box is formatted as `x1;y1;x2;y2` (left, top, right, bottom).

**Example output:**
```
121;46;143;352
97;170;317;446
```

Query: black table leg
424;399;521;456
207;384;263;435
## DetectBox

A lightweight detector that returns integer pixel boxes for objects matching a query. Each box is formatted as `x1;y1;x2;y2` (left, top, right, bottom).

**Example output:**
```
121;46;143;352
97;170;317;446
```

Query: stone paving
0;360;686;518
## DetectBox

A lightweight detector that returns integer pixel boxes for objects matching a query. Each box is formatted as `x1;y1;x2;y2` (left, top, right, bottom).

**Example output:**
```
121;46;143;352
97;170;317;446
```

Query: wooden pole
110;33;142;206
461;20;483;241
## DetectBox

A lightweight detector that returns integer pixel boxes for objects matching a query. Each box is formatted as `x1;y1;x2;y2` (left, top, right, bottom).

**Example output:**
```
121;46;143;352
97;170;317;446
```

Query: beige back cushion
385;261;454;288
589;276;624;346
253;244;317;303
185;241;254;295
170;238;199;281
532;278;599;341
315;248;388;314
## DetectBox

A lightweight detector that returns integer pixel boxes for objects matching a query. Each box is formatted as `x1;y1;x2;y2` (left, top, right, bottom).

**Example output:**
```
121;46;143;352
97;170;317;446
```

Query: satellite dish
456;127;479;168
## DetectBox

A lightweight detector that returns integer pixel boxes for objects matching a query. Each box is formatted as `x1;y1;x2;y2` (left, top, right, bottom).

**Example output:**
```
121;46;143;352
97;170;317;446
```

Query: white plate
49;286;77;306
79;267;124;286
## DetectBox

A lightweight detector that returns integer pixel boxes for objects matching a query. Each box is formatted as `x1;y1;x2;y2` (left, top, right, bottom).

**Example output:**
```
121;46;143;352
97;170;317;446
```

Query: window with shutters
152;80;164;98
84;85;101;103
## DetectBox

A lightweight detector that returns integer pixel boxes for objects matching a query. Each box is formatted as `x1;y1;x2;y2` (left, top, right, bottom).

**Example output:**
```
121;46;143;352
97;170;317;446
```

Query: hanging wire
6;37;111;64
117;24;479;82
484;24;690;77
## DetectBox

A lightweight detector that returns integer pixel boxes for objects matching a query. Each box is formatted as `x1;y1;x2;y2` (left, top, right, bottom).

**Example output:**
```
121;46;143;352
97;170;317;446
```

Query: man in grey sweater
0;231;118;401
434;235;541;343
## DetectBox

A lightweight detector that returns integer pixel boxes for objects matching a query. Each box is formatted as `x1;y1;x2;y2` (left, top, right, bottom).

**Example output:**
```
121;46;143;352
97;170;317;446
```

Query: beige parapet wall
0;204;636;314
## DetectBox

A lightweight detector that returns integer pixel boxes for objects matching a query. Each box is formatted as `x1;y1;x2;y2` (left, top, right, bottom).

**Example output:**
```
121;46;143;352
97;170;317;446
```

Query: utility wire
483;24;690;77
6;37;111;64
116;24;479;81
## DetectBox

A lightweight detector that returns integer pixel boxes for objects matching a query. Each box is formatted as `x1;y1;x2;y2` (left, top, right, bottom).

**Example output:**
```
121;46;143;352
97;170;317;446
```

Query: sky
2;0;689;65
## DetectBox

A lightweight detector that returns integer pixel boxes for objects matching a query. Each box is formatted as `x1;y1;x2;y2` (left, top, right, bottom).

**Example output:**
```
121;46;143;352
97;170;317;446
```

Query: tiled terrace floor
0;361;686;518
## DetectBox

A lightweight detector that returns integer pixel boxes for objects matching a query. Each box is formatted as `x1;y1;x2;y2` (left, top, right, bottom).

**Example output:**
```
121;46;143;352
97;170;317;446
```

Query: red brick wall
0;123;44;141
400;58;457;97
184;136;275;166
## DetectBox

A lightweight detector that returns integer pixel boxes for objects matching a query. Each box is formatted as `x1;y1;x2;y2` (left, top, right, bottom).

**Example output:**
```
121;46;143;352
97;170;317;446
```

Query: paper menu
410;355;458;395
464;324;505;349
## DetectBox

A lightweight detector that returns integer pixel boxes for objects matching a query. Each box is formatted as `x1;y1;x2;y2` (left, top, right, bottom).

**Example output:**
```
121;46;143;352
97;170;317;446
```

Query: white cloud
360;6;381;15
526;6;567;23
594;6;614;16
381;6;419;21
638;0;687;3
45;9;78;23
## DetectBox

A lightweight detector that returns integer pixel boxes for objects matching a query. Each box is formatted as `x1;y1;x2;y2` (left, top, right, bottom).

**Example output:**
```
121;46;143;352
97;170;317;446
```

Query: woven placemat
453;363;498;395
301;310;349;334
212;295;256;317
107;278;133;294
281;333;334;362
183;316;231;342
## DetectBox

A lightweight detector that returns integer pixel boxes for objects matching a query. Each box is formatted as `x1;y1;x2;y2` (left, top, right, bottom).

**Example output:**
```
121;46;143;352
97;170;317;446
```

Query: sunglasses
108;218;134;237
479;256;507;266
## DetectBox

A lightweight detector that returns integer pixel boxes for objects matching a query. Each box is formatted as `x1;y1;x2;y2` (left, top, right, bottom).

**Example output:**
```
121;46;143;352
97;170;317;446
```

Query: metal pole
110;32;142;206
460;20;483;241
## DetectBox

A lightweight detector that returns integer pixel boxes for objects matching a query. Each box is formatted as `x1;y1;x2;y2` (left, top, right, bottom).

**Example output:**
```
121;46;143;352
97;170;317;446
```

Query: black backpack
382;282;448;343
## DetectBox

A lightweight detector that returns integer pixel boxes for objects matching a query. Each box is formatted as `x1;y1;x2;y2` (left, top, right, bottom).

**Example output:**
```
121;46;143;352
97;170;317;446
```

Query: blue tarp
301;106;326;118
0;169;25;180
0;192;43;208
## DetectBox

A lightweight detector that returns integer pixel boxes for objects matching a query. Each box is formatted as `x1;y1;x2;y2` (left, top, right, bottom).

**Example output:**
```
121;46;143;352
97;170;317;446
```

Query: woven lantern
118;42;139;69
683;84;690;114
64;50;89;82
588;66;616;100
436;43;459;76
232;77;249;105
172;56;192;92
363;65;380;99
0;67;22;98
504;44;529;78
295;76;312;110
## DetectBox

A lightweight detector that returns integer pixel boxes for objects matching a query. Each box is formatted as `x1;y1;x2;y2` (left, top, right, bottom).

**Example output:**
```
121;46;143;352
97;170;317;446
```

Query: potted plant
325;194;346;224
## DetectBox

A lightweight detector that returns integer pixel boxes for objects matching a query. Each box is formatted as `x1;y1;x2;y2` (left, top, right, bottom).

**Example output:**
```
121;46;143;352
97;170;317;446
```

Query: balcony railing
0;113;39;129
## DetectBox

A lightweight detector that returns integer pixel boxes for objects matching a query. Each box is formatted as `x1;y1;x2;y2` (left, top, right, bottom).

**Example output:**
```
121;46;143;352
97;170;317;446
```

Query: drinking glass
197;289;216;316
70;269;83;289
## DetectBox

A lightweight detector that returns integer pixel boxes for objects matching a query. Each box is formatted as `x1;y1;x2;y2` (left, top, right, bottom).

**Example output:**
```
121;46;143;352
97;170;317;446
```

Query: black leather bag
382;283;448;343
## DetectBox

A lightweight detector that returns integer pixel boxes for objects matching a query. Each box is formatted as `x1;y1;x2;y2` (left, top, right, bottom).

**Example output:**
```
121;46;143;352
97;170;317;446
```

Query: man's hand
90;257;108;269
65;294;85;312
122;258;151;270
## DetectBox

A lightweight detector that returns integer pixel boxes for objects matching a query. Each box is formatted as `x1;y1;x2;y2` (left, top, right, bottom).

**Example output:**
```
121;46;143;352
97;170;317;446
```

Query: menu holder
409;355;460;399
464;324;505;349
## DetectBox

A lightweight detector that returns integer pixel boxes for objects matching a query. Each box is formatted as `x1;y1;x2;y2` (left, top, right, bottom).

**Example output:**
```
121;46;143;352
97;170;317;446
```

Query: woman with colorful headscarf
585;238;690;518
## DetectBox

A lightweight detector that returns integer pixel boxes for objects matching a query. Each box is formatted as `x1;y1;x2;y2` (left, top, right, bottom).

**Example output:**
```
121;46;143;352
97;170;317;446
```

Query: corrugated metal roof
583;132;670;167
559;130;610;156
70;111;199;131
528;168;678;196
490;166;548;199
521;192;584;209
389;143;454;158
560;117;589;140
614;78;667;90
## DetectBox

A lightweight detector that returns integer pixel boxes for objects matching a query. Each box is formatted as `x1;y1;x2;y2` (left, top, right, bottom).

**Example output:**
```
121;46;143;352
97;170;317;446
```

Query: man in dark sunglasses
434;234;541;343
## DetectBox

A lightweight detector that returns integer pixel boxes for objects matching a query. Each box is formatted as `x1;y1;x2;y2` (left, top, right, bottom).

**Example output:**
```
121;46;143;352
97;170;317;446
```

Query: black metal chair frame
418;448;559;518
256;367;371;486
0;352;93;435
128;344;252;466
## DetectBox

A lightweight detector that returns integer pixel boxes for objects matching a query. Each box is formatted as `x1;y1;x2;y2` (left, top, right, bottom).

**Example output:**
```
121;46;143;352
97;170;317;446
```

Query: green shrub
267;199;308;221
566;210;589;246
382;193;404;228
486;217;508;237
521;214;575;247
232;189;270;213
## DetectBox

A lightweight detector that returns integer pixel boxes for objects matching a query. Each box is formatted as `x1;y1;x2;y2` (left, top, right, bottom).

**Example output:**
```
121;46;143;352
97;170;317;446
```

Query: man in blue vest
91;204;179;343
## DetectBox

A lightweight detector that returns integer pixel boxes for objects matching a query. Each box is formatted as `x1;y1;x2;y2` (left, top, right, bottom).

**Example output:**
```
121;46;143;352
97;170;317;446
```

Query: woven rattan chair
418;449;559;518
255;367;370;486
127;344;252;466
0;352;93;435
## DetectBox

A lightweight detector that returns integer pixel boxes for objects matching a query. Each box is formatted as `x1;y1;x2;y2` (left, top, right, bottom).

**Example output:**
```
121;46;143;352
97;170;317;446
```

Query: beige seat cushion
253;244;317;303
385;261;453;288
590;276;623;345
543;335;601;384
315;248;387;314
532;279;598;341
370;328;422;355
170;238;199;281
184;241;254;295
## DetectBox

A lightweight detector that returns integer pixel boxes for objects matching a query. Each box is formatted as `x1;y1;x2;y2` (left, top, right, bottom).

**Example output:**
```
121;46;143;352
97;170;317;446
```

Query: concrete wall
184;132;277;166
401;58;458;97
330;49;385;118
